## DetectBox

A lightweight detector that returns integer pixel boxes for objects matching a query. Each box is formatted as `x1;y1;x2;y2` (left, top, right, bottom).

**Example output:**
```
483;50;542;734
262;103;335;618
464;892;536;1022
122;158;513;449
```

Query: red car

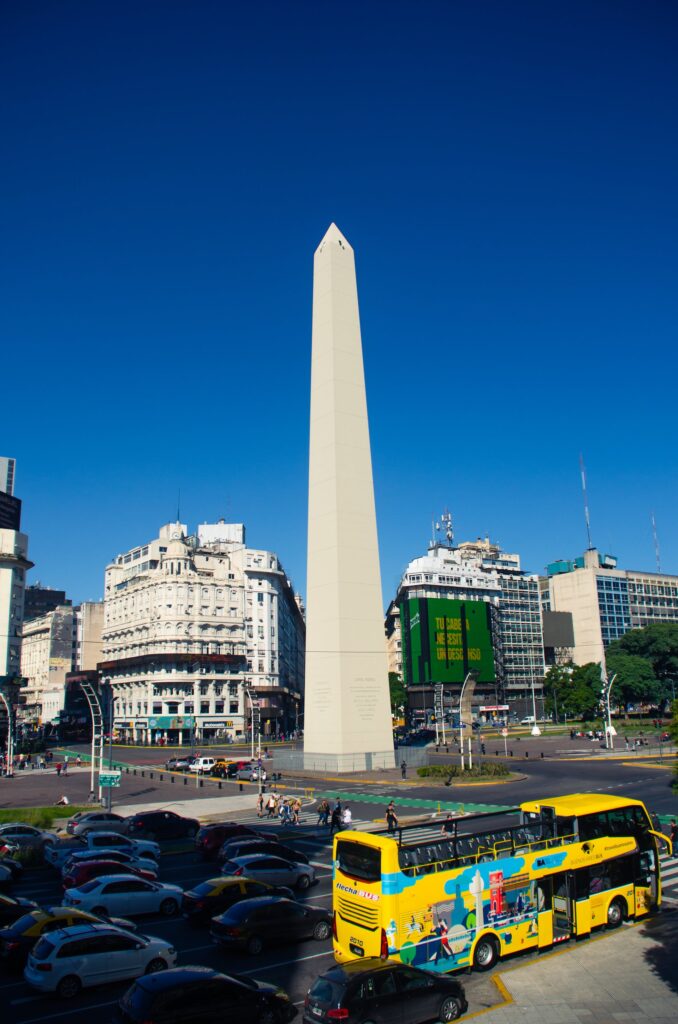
194;823;270;861
61;858;157;890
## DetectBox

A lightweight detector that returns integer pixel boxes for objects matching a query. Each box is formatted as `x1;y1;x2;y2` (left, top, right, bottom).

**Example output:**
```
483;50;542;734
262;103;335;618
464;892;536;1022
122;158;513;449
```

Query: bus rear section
333;833;390;963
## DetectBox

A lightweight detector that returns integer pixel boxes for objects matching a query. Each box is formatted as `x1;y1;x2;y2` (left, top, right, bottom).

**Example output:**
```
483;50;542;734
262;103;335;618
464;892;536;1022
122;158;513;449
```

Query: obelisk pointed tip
316;222;353;254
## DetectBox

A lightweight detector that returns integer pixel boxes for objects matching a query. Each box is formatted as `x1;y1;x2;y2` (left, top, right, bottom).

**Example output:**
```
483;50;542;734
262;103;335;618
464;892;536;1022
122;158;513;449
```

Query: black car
218;838;310;865
303;959;467;1023
195;823;267;860
114;965;296;1024
210;896;332;955
0;895;39;927
124;811;200;841
212;762;239;779
181;877;294;925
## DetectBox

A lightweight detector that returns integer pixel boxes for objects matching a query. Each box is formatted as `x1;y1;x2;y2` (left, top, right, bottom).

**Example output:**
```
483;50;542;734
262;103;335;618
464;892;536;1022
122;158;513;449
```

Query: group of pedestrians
259;791;302;825
314;798;352;833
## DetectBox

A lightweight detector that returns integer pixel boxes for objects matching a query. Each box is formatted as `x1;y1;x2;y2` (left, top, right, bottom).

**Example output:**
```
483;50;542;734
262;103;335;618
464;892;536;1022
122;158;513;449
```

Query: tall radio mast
579;454;593;550
651;512;661;574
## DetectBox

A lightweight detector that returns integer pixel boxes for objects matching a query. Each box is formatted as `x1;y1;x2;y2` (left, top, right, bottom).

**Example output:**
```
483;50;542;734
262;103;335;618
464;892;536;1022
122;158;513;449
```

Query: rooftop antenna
441;508;454;546
177;488;181;524
651;512;661;573
579;454;593;550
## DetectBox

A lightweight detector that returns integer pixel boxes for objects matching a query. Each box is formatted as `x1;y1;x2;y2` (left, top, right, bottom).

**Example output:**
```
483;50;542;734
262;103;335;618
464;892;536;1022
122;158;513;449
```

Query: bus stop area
473;908;678;1024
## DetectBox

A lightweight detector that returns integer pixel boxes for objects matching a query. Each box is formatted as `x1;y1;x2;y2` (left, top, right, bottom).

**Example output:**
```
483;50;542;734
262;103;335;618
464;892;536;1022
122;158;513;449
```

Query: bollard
141;770;145;777
495;750;499;756
171;775;174;783
218;781;222;790
525;751;529;758
509;750;513;757
199;779;203;788
159;774;163;781
540;752;544;759
445;746;449;754
183;776;187;785
126;767;129;774
150;772;154;779
239;783;244;792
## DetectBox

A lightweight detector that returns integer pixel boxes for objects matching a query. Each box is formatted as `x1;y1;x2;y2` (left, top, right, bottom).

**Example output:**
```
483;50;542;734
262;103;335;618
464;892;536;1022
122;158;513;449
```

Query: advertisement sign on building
147;716;195;730
401;597;496;685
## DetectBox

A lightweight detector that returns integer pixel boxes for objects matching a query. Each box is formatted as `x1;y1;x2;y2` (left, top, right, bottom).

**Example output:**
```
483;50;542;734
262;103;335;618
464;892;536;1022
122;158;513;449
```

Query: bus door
635;844;658;915
551;871;575;942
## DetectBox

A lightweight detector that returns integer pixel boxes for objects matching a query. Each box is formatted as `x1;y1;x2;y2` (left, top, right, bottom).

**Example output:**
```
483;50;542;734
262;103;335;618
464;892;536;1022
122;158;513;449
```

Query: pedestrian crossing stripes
660;853;678;899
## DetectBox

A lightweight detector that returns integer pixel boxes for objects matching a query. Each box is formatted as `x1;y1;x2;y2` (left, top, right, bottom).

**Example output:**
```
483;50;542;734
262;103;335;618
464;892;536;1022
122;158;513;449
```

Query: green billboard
401;597;496;685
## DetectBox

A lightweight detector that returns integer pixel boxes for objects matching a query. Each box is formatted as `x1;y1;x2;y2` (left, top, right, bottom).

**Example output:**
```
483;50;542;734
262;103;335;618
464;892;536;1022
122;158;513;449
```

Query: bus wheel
607;898;625;929
473;935;499;971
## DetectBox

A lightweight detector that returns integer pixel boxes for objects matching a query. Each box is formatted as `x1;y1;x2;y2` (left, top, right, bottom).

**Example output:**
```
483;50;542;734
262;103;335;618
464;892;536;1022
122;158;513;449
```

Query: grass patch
0;806;91;829
417;762;511;781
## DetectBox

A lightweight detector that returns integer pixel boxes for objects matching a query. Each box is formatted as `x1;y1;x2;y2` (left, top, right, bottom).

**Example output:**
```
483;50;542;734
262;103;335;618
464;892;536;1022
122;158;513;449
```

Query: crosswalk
660;853;678;902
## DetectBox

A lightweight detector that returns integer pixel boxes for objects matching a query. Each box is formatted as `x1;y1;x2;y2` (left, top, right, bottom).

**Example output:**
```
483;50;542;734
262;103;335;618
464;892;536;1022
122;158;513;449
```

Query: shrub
416;762;510;780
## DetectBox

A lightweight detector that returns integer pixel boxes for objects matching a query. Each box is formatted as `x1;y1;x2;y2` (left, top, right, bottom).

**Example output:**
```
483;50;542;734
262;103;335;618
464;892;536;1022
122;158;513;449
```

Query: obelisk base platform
303;749;396;772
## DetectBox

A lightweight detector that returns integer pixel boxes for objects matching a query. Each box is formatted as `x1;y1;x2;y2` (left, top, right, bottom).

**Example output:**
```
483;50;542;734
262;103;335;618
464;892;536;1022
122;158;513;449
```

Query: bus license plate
349;943;364;957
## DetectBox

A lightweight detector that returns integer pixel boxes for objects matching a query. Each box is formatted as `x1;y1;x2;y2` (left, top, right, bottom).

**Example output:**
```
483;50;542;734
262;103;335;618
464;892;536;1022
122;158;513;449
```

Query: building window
152;704;162;714
184;703;193;714
200;701;210;714
229;702;239;713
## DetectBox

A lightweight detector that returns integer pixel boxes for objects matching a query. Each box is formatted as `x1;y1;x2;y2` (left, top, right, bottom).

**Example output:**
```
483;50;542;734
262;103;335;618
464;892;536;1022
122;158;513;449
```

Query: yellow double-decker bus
332;794;669;973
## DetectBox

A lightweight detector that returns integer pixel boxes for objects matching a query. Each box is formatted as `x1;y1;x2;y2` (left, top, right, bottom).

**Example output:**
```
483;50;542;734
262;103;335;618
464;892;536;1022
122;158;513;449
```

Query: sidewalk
472;911;678;1024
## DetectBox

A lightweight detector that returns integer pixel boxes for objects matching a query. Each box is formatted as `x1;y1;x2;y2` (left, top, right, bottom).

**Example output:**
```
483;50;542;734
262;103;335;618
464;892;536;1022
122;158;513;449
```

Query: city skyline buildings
3;5;676;614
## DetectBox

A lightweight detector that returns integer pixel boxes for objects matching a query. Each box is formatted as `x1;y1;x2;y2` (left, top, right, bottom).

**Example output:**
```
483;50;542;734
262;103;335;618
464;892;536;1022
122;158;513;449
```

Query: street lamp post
601;673;617;750
0;690;14;776
529;664;541;737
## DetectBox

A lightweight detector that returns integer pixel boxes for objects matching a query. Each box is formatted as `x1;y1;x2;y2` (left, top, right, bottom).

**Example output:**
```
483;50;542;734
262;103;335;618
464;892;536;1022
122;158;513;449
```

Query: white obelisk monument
303;224;395;771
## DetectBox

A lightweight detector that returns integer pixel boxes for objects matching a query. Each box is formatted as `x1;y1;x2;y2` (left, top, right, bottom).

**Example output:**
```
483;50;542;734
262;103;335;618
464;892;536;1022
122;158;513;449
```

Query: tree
606;623;678;705
388;672;406;717
605;652;660;710
543;664;573;721
564;663;602;721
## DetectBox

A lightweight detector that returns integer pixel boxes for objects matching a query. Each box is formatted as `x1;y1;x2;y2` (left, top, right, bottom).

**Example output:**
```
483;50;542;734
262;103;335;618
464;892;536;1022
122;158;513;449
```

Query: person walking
330;803;342;835
266;793;276;818
401;761;408;779
317;799;330;826
341;806;353;830
292;797;302;826
670;819;677;857
55;762;62;777
75;754;82;768
256;792;265;818
386;801;399;834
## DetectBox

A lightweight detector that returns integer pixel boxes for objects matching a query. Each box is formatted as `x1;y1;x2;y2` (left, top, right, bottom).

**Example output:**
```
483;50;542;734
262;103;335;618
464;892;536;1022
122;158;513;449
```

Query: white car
84;831;161;860
61;849;159;878
64;874;183;917
187;757;217;774
24;923;176;998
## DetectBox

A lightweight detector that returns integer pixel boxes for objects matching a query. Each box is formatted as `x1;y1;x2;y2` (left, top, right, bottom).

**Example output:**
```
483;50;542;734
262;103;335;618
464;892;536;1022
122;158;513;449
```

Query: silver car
66;812;128;837
64;875;183;917
0;824;58;853
220;852;316;891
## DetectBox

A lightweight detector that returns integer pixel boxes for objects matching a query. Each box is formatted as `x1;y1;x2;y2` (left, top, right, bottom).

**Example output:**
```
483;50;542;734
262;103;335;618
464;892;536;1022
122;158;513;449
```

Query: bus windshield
335;839;381;882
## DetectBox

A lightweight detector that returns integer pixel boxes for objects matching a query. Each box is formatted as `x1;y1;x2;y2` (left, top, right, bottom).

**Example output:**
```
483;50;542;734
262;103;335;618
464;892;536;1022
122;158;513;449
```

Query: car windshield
191;882;217;897
6;913;37;935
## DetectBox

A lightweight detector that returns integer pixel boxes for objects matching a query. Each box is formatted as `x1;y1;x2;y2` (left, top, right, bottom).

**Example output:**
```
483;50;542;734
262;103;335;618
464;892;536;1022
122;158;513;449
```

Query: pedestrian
56;762;62;777
292;797;301;826
266;793;276;818
55;794;69;806
75;755;82;768
330;804;342;835
317;799;330;826
401;761;407;779
341;806;353;830
62;758;68;776
670;819;677;857
39;756;45;770
386;801;399;834
257;792;265;818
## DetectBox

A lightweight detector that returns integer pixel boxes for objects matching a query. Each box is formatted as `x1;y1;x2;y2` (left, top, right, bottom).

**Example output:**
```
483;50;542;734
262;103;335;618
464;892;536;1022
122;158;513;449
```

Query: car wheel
439;996;464;1021
160;898;178;917
57;974;82;999
473;935;499;971
607;897;625;929
296;873;311;891
246;934;264;955
92;906;108;917
313;920;331;941
145;957;167;974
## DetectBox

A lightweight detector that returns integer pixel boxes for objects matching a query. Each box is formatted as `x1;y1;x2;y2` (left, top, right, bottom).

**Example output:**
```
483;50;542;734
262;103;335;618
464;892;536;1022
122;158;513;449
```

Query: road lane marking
18;998;119;1022
239;948;335;974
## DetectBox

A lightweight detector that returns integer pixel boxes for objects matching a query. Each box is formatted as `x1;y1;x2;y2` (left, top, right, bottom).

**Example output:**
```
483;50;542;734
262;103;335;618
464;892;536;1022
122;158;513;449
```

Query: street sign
99;770;121;788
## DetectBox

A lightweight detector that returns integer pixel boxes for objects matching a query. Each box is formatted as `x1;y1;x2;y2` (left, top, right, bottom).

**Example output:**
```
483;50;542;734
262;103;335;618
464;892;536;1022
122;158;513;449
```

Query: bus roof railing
372;807;521;847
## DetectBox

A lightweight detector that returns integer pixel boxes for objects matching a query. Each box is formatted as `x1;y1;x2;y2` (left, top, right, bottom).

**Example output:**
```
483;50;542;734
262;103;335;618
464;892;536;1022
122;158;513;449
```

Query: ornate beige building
101;521;304;743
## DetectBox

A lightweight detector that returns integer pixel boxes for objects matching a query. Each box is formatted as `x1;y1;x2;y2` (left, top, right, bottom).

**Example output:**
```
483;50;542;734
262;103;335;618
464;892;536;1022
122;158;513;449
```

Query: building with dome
101;520;305;744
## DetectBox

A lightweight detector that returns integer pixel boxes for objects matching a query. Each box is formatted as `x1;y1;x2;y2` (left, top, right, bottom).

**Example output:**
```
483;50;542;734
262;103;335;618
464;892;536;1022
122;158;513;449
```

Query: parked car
113;965;297;1024
236;765;267;782
211;896;331;955
0;907;135;970
194;823;265;861
0;823;58;853
302;958;468;1024
212;761;239;779
62;848;159;877
83;831;161;860
64;874;183;918
164;756;194;772
188;757;218;775
62;859;158;891
218;838;309;865
0;895;39;928
66;812;128;837
181;877;293;925
0;857;23;885
124;811;200;841
24;923;177;999
45;837;91;869
520;716;536;725
220;854;316;891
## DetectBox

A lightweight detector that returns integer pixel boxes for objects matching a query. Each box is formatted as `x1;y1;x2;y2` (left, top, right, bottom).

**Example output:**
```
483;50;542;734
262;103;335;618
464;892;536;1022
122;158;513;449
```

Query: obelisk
303;224;395;771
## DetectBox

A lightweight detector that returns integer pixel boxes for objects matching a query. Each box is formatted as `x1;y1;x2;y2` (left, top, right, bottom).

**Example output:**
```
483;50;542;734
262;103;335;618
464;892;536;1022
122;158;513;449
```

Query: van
520;716;536;725
188;756;217;774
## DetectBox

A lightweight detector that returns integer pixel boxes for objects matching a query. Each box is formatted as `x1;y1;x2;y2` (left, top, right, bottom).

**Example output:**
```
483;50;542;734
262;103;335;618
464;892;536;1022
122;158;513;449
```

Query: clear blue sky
2;1;677;606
